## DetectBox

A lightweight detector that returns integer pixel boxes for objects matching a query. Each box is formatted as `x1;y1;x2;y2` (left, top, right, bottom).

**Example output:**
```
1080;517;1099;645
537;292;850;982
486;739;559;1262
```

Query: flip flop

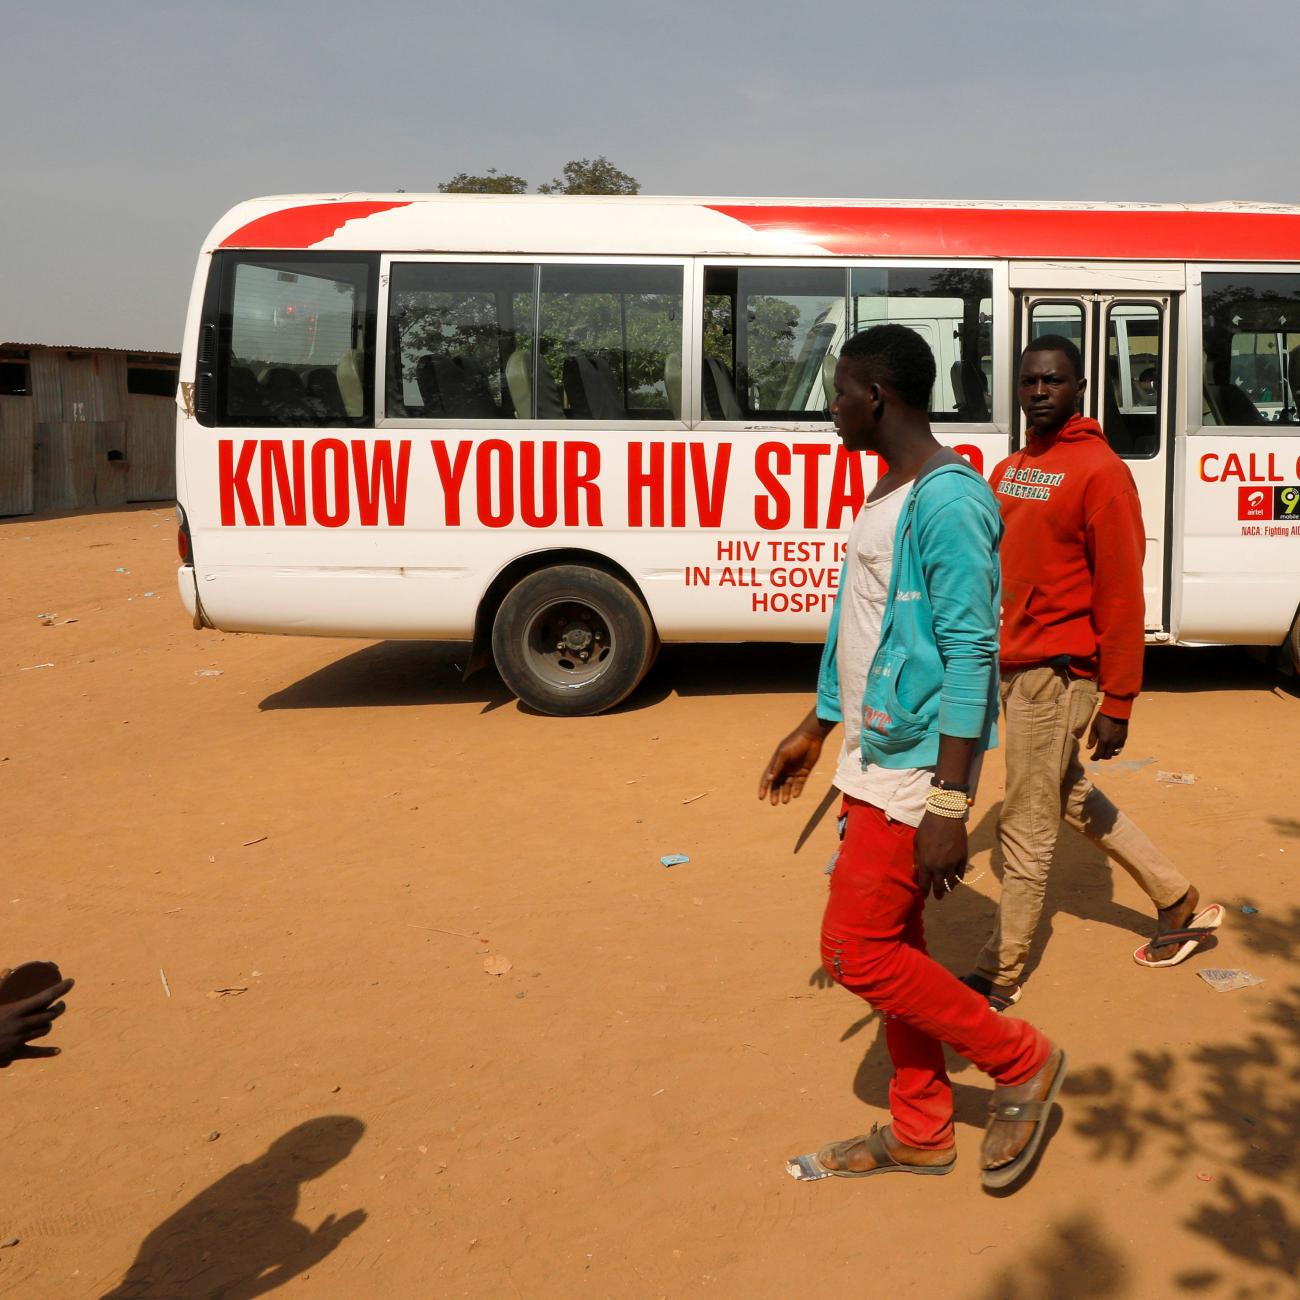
1132;903;1225;968
959;973;1022;1013
981;1047;1068;1190
803;1124;956;1179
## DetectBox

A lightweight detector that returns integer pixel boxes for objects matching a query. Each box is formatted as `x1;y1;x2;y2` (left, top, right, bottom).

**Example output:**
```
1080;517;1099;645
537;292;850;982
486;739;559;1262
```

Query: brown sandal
815;1123;956;1179
980;1047;1067;1189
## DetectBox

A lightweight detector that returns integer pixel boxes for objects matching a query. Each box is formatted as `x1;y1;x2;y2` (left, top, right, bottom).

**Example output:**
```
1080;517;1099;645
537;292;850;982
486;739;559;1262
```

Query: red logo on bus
1237;487;1271;521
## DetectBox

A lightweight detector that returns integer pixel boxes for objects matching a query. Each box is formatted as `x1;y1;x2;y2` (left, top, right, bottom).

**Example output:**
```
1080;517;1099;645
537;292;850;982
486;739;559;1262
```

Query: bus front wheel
490;565;656;716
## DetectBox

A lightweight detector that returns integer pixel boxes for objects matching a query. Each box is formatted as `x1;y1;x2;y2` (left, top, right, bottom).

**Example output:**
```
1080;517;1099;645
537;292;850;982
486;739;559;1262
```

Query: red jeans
821;797;1050;1149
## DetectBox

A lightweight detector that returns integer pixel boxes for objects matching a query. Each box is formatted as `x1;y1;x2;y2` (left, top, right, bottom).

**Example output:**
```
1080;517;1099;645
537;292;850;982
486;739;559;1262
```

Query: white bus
175;195;1300;714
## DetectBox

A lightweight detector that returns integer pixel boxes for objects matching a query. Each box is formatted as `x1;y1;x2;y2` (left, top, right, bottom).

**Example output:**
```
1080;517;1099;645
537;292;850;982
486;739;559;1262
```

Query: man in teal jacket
760;325;1065;1189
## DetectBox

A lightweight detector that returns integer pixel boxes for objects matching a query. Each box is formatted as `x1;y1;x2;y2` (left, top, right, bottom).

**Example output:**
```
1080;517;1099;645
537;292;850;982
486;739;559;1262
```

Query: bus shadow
259;641;506;712
1143;644;1287;694
260;640;822;714
259;641;1284;717
645;641;823;701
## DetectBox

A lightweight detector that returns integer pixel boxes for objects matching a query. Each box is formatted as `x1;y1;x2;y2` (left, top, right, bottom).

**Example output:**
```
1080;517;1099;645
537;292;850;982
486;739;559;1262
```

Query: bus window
218;256;375;427
537;264;684;421
1028;300;1084;356
1104;304;1162;458
702;266;843;420
850;267;993;421
1202;272;1300;426
387;262;534;419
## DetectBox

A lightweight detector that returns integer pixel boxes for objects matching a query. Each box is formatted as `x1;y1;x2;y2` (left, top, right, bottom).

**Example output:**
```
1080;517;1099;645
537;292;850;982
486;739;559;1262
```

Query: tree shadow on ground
968;1211;1129;1299
1060;908;1300;1295
104;1115;366;1299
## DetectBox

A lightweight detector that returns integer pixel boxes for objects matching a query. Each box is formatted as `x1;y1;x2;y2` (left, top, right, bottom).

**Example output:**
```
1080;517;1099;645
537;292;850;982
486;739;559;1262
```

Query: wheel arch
464;547;655;680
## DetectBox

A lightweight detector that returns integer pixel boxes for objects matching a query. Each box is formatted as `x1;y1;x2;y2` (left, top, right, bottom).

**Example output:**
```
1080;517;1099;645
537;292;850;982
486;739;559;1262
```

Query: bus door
1014;288;1179;633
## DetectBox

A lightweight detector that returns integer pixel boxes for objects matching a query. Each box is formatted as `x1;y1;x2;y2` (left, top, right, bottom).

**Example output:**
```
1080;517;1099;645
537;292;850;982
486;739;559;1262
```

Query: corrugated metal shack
0;343;179;516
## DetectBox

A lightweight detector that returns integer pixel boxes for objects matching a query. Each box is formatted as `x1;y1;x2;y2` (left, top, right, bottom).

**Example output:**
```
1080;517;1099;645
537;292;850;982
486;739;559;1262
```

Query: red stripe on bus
219;200;411;249
706;204;1300;261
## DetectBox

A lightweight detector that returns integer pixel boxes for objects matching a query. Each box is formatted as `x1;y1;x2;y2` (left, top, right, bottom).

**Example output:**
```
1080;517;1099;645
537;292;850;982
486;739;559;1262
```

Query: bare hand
315;1210;366;1241
758;718;828;805
1088;713;1128;761
913;814;968;901
0;978;74;1065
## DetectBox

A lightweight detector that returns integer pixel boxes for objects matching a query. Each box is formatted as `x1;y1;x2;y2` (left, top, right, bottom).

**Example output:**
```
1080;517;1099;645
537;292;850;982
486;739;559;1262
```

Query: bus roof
207;194;1300;263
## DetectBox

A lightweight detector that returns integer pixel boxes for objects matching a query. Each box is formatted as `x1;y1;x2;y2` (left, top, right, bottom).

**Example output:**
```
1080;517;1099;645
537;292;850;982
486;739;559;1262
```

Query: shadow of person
105;1116;366;1299
955;797;1164;986
841;1007;1063;1191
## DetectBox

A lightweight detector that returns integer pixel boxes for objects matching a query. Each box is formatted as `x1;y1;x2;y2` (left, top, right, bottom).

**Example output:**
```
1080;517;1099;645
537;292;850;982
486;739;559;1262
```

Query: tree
436;158;640;196
537;156;640;196
437;168;527;195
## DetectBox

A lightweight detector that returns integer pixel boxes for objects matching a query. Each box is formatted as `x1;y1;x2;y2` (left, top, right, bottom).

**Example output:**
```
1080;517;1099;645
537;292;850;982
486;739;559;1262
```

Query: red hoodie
992;414;1146;720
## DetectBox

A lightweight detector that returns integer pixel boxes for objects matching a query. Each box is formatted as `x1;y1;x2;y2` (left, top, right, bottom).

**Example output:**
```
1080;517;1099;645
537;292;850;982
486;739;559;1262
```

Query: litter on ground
1156;770;1197;785
786;1152;833;1181
660;854;690;868
1197;968;1263;992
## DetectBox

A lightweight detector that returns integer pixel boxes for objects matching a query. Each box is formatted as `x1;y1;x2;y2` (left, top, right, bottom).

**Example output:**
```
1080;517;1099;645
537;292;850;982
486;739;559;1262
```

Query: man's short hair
1023;334;1084;382
840;324;936;412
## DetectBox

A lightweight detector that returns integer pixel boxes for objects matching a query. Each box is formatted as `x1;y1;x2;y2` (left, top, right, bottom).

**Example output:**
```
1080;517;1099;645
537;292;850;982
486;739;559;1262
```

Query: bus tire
490;565;656;716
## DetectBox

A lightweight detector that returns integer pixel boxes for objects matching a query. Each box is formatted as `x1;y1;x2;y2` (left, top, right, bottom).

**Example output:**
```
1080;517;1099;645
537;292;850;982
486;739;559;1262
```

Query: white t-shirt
832;481;980;826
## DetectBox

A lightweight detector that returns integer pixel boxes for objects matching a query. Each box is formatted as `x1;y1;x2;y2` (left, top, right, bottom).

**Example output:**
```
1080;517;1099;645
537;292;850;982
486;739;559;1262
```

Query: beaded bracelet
924;787;974;820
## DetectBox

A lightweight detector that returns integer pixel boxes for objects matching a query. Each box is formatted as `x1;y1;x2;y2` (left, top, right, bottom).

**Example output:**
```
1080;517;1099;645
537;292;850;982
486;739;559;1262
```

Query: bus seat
414;354;445;414
1207;357;1266;425
821;352;837;409
263;367;308;420
702;357;743;420
536;360;565;419
337;350;364;417
504;350;530;418
664;354;682;419
417;354;501;418
563;354;625;420
1287;345;1300;420
435;355;500;418
505;350;565;419
227;365;264;419
449;356;500;418
950;360;966;408
1102;359;1135;454
304;367;346;418
951;359;990;420
1208;383;1266;425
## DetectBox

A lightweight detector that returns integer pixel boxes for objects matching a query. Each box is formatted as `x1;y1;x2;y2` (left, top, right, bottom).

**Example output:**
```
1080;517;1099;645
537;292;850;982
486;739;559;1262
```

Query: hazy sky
3;0;1296;350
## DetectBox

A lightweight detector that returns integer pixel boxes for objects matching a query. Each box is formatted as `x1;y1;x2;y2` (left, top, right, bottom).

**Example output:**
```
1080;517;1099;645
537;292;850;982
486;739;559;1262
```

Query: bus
175;194;1300;714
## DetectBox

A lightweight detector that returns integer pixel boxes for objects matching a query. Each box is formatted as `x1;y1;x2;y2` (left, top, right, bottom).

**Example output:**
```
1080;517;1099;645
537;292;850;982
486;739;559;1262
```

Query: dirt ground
1;505;1297;1300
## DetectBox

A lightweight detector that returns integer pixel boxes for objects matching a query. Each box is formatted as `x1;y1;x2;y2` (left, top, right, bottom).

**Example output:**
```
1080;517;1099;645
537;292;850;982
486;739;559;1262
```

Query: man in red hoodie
964;336;1220;1010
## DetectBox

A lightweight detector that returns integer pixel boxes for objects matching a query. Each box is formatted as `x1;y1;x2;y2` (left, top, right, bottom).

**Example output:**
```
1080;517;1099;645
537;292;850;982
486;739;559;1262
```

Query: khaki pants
975;666;1190;986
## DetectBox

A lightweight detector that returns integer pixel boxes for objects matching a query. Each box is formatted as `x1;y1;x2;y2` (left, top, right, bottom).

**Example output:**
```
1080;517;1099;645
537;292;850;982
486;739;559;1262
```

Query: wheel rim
521;597;615;689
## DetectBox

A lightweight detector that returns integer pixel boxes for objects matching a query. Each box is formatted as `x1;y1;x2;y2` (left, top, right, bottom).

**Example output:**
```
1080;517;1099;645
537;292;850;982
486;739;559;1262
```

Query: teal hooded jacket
815;451;1002;769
